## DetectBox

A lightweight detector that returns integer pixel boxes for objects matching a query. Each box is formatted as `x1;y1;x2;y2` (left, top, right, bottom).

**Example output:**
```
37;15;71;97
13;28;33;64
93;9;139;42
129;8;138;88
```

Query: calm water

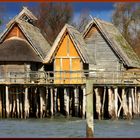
0;117;140;138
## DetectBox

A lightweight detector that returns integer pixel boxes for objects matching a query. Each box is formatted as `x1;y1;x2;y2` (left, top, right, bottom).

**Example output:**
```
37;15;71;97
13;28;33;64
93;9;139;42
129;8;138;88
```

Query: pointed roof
83;18;140;68
7;7;37;28
0;37;42;62
0;19;51;61
44;24;89;64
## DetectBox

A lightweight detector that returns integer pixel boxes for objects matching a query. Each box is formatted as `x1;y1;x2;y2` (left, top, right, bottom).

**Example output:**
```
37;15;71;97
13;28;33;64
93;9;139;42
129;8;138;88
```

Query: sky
0;2;115;30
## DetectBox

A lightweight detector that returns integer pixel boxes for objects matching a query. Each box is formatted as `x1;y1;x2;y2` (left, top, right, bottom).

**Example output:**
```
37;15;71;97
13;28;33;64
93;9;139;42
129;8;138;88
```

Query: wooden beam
82;86;86;119
0;89;2;118
128;88;132;119
74;87;79;117
24;87;29;119
64;88;70;117
5;86;9;118
114;87;118;119
50;88;54;117
86;79;94;137
54;88;57;115
108;87;113;118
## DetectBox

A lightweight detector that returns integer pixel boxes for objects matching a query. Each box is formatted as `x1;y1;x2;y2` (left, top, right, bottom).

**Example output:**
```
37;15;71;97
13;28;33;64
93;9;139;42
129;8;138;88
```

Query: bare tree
72;10;91;33
112;2;140;55
31;2;73;45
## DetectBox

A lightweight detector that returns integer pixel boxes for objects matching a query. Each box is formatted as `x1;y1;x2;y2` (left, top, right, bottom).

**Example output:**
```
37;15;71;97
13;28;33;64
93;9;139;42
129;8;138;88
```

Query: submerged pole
86;79;94;137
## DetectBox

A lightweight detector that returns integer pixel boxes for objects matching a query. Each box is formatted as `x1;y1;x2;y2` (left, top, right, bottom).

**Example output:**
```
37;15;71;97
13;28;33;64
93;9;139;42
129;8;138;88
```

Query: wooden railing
0;70;140;85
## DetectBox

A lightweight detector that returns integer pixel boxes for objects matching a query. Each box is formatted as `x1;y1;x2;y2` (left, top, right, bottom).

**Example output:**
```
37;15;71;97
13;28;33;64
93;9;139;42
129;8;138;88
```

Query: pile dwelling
0;7;140;120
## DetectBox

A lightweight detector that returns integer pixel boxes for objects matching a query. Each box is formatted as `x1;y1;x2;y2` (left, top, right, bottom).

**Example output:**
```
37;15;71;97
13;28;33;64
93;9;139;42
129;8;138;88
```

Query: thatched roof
44;24;89;64
7;7;37;28
0;19;51;61
83;18;140;68
0;37;42;62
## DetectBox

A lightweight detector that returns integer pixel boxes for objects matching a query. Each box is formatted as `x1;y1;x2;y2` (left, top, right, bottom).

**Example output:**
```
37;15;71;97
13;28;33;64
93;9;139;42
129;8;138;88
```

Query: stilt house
0;7;51;83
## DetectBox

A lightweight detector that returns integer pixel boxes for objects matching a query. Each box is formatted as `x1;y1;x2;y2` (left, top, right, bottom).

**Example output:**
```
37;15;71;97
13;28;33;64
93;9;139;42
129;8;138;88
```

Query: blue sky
0;2;115;30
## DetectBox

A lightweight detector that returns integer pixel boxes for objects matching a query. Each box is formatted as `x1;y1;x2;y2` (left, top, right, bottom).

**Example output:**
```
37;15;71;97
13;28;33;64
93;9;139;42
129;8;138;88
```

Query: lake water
0;117;140;138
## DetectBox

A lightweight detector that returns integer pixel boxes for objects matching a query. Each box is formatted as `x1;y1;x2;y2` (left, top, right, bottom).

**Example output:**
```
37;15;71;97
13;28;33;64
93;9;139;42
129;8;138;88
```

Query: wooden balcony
0;70;140;85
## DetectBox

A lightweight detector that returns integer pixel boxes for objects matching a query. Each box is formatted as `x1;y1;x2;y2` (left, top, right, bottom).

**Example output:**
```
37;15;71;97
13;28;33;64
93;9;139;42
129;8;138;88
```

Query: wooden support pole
128;88;132;119
50;88;54;117
64;88;70;117
101;87;106;119
24;87;29;119
5;86;9;118
95;88;101;120
12;94;16;118
39;88;43;118
86;79;94;137
114;87;118;119
54;88;57;115
108;87;113;118
82;86;86;119
131;88;136;116
16;90;20;118
74;87;79;117
122;88;128;119
20;92;23;119
138;88;140;116
0;90;2;118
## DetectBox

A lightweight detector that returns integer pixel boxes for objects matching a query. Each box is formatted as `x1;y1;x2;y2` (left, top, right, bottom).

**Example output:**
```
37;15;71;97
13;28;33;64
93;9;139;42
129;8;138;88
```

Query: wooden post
122;88;128;119
108;87;113;118
131;88;136;116
24;87;29;119
5;86;9;118
101;87;106;119
16;90;20;118
45;87;48;116
54;88;57;115
138;88;140;116
86;79;94;137
20;92;23;119
64;88;70;117
82;86;86;119
128;88;132;119
50;88;54;117
0;90;2;117
74;87;79;117
95;88;101;120
114;87;118;119
39;88;43;118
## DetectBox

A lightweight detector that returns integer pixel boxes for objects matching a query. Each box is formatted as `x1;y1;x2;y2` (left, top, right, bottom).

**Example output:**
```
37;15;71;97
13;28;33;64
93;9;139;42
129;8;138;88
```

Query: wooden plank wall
54;33;83;84
85;25;126;72
5;25;26;40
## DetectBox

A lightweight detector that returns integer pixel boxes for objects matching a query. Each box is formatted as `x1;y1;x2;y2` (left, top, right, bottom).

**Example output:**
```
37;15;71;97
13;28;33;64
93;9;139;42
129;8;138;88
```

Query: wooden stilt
138;88;140;116
82;86;86;119
74;87;79;117
0;89;2;118
13;94;16;118
24;87;29;119
39;88;43;118
108;87;113;118
16;90;20;118
134;87;138;116
131;88;136;116
95;88;101;120
128;88;132;119
20;92;23;119
5;86;9;118
35;88;39;118
86;80;94;137
114;87;118;119
122;88;128;119
45;87;48;116
54;88;57;115
101;87;106;119
50;88;54;117
64;88;69;117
